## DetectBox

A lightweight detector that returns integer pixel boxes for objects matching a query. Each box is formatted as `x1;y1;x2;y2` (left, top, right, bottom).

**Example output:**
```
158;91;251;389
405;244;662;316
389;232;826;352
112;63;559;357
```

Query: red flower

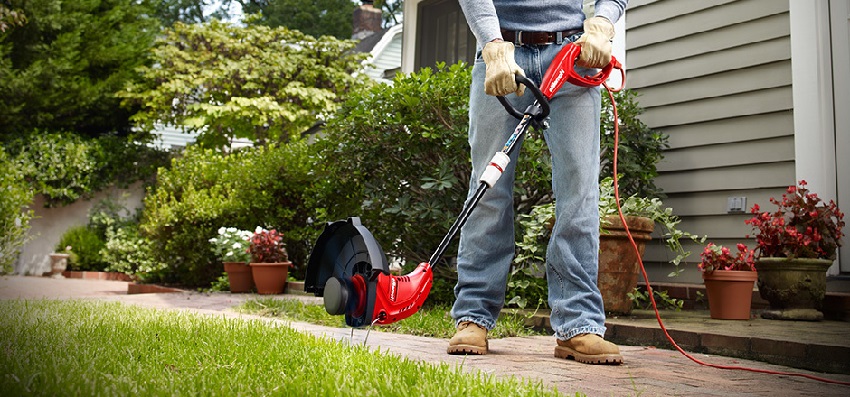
248;227;289;263
698;242;756;273
746;181;844;260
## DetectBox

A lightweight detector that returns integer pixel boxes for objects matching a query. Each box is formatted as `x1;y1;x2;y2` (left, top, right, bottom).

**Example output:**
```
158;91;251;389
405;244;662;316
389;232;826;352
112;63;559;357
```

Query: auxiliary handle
496;75;550;121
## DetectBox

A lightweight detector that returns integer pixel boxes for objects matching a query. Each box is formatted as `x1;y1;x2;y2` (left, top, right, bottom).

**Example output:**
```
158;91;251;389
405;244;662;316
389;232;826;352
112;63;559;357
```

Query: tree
0;2;26;32
0;0;159;140
120;19;369;147
238;0;357;39
149;0;211;26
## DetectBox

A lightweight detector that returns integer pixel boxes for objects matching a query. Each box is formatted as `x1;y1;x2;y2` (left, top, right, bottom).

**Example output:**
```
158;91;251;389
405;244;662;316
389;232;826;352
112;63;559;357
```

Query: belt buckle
514;30;523;46
555;31;563;45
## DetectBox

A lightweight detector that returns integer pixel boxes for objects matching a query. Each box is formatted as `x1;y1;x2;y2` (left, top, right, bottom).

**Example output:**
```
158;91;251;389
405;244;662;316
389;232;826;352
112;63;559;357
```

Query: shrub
0;150;34;273
101;224;165;281
56;225;107;271
600;89;668;198
7;132;168;207
316;62;552;272
141;142;315;287
13;132;100;207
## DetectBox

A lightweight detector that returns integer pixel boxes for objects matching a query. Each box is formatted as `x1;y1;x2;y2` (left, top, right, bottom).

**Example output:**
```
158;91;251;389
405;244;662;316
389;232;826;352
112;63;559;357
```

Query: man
448;0;628;365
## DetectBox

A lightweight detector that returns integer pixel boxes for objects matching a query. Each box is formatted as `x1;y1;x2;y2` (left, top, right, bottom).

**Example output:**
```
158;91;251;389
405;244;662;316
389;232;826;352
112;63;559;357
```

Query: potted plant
698;243;757;320
596;177;705;314
248;227;291;295
745;180;845;320
209;227;254;293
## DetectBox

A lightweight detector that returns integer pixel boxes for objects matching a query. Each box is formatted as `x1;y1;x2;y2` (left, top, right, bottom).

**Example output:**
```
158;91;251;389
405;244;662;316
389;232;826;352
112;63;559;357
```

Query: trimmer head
305;217;433;327
305;217;388;327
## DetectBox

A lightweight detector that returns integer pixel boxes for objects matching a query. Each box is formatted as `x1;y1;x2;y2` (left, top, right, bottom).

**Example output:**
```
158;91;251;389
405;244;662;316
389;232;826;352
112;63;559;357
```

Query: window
415;0;477;70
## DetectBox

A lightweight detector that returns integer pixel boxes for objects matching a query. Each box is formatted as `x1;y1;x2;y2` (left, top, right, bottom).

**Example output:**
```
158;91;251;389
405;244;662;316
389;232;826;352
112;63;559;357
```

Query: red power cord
602;81;850;387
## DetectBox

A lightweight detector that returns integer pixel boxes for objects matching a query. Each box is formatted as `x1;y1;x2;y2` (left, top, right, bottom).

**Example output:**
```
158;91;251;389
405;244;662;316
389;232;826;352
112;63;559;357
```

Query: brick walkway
2;275;849;396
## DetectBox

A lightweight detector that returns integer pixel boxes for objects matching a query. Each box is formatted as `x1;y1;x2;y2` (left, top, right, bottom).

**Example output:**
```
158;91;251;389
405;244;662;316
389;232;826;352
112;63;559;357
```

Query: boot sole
554;346;623;365
447;343;488;355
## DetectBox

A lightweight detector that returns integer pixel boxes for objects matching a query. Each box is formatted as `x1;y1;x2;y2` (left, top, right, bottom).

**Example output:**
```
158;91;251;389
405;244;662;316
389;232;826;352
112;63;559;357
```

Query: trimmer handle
496;75;551;121
541;42;625;96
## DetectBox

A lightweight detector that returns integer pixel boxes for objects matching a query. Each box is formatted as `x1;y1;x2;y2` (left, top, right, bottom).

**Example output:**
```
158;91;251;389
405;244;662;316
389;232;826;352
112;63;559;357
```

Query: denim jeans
451;37;607;341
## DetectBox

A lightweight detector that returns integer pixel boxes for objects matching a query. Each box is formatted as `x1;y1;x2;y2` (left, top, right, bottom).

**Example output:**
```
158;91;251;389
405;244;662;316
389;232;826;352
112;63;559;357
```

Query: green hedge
0;150;34;273
56;225;107;271
141;142;315;287
7;132;168;207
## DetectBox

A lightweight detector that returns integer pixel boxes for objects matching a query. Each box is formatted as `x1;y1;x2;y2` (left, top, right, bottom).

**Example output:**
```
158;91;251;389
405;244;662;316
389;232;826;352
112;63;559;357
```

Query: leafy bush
316;62;552;273
7;132;168;207
509;203;555;309
13;132;100;207
600;89;668;198
56;226;107;271
0;150;34;273
101;224;165;281
141;142;315;287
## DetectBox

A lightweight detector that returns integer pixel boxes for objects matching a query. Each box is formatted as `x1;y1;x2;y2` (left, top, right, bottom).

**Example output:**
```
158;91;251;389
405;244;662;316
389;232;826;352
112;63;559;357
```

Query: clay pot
223;262;253;293
598;215;654;315
249;262;291;295
702;270;757;320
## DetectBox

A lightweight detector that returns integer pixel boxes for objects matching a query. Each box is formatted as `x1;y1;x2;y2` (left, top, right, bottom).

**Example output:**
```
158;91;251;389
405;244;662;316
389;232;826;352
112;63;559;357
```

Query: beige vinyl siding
626;0;795;282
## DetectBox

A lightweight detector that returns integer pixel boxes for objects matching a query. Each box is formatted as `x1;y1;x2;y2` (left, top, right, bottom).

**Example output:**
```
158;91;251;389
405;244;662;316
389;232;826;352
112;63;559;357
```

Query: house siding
626;0;796;283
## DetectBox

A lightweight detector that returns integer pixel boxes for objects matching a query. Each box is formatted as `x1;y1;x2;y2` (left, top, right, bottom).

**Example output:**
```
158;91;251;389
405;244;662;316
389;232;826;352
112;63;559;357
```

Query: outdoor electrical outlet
727;196;747;214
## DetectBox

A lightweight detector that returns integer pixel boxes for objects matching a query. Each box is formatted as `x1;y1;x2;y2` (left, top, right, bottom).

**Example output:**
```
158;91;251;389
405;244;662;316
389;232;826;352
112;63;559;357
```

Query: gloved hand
575;16;615;68
482;41;525;97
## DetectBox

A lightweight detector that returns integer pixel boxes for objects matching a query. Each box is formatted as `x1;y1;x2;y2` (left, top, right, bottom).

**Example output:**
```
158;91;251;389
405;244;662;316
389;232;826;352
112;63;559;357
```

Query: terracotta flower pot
756;257;833;321
250;262;291;295
702;270;757;320
223;262;253;293
598;215;654;315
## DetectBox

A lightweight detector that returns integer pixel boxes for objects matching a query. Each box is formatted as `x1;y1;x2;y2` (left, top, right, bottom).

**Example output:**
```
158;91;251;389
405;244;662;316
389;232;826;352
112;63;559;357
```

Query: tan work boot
554;333;623;365
447;321;488;355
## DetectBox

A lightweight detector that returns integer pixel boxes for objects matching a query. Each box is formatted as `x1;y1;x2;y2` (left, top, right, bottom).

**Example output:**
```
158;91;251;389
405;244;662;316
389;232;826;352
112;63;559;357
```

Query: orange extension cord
602;81;850;387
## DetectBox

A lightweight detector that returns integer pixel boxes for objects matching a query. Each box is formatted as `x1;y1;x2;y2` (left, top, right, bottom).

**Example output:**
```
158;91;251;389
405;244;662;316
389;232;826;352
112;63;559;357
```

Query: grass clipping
0;300;558;396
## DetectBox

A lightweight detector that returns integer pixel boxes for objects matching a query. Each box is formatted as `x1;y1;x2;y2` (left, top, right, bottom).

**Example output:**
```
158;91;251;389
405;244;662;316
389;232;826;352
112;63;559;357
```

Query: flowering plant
248;227;288;263
209;227;252;263
698;243;756;273
745;180;845;260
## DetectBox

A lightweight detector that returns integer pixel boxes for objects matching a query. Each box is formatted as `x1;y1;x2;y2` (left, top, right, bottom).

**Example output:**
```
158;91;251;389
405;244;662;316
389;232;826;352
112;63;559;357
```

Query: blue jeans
451;38;607;341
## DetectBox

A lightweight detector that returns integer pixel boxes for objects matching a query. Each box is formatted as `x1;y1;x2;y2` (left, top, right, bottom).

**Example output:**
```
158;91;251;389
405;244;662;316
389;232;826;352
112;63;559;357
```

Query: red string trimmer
305;42;623;328
303;42;850;387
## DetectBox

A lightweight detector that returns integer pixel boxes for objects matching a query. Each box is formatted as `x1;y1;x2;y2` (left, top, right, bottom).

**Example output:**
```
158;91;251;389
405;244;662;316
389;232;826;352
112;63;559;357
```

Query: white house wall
16;183;145;276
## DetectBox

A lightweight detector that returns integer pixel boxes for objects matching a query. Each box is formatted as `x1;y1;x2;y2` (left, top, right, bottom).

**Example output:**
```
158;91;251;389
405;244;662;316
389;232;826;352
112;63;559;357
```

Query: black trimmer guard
304;217;389;327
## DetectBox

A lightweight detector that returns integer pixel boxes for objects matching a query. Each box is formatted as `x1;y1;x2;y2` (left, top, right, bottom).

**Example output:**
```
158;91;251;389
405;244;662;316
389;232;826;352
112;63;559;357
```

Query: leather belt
501;29;582;46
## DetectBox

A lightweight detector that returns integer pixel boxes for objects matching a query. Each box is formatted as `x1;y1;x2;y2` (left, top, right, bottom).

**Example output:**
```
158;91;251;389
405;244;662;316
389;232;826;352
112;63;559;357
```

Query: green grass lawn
0;300;561;396
236;298;546;339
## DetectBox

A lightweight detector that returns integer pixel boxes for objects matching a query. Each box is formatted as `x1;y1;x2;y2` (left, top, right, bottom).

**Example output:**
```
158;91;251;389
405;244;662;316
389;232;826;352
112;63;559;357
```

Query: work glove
482;41;525;97
575;16;615;68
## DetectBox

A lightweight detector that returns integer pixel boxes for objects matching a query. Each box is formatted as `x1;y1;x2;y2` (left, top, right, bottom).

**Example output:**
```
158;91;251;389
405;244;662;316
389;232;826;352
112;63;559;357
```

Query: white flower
218;227;226;234
225;251;233;257
226;227;237;233
232;242;242;249
255;226;265;234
